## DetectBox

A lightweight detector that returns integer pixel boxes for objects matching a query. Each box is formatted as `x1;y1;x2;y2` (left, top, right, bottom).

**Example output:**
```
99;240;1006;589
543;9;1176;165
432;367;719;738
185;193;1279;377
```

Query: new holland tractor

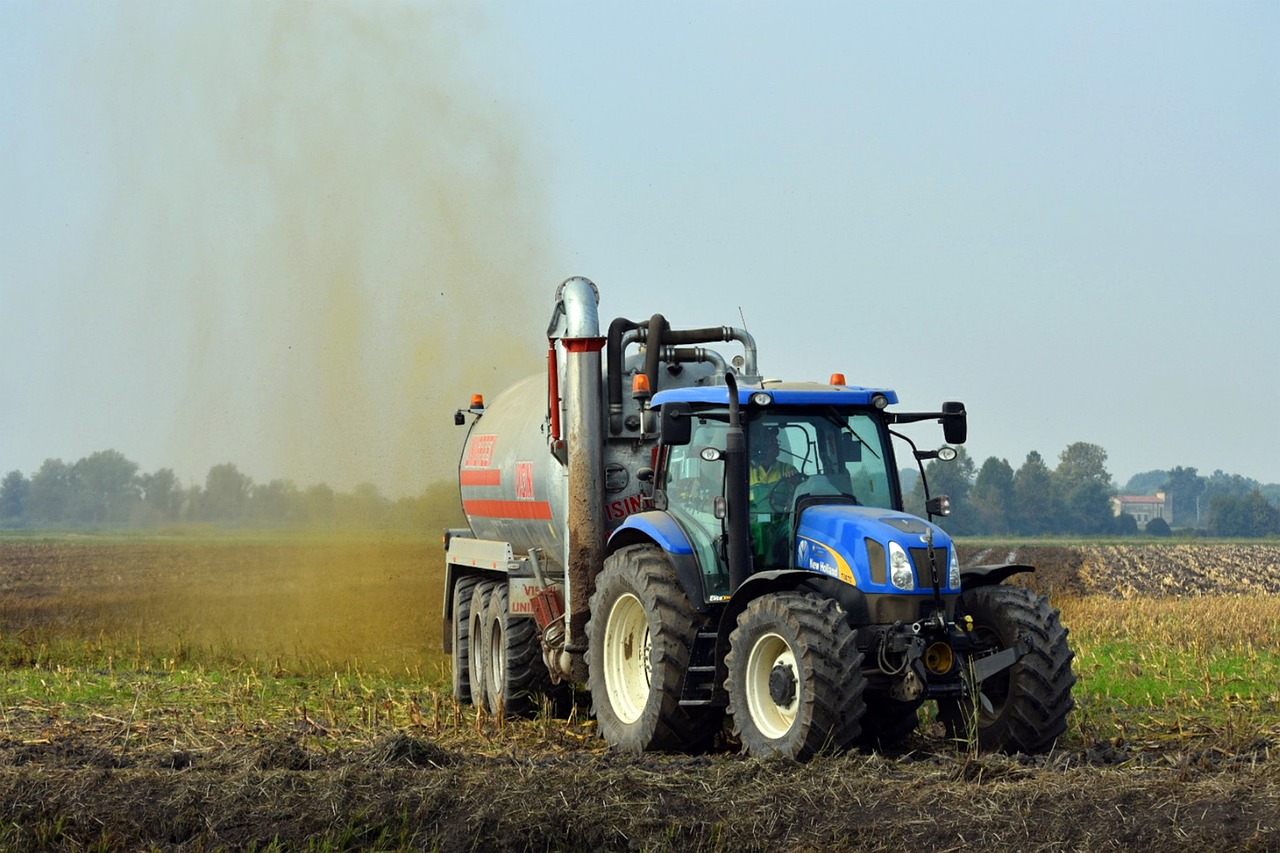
443;277;1075;758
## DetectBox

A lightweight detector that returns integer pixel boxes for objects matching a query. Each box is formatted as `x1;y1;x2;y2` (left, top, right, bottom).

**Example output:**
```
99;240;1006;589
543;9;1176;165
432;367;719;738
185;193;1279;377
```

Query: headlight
948;548;961;589
889;542;915;590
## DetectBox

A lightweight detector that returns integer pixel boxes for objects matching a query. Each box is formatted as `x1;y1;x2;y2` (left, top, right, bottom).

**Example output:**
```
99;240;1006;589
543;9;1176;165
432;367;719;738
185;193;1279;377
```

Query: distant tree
898;467;920;498
202;463;252;524
304;483;336;527
1145;517;1172;537
1203;470;1260;505
137;468;183;523
0;470;29;526
1053;443;1114;534
1122;469;1170;495
1114;512;1139;536
1208;489;1280;537
1163;466;1206;527
26;459;73;527
1012;451;1057;535
251;479;302;526
969;457;1014;535
70;450;140;525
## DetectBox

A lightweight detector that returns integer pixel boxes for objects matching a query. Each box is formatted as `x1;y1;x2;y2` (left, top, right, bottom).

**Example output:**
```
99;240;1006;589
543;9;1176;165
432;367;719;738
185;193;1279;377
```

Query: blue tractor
590;374;1076;758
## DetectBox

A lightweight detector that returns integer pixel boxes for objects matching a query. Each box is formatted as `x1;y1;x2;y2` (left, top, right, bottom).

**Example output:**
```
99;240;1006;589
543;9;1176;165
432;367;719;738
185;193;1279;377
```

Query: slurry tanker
443;278;1075;758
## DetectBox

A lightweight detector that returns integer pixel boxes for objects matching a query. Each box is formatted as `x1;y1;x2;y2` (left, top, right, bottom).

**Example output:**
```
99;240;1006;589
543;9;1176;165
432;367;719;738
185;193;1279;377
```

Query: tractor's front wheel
586;544;720;752
725;592;866;759
938;584;1076;753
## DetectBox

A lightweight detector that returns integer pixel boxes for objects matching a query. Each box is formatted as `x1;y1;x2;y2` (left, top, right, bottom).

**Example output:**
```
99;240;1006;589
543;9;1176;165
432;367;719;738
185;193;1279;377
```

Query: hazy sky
3;1;1278;494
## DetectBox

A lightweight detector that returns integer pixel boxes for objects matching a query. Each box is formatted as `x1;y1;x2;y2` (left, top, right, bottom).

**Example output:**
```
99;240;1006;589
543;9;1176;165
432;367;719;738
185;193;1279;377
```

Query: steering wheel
767;478;797;512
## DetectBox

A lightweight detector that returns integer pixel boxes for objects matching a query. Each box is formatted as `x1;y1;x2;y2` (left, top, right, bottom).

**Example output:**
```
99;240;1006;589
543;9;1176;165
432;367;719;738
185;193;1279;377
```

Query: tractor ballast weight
443;277;1076;758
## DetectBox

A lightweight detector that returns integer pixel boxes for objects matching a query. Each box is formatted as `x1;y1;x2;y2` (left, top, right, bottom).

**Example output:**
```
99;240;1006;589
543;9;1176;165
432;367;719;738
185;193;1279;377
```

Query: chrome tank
458;359;717;574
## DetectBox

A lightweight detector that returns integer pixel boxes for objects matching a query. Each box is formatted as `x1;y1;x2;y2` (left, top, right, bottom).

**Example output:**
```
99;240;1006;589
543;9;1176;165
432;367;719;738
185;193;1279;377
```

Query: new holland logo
798;539;837;577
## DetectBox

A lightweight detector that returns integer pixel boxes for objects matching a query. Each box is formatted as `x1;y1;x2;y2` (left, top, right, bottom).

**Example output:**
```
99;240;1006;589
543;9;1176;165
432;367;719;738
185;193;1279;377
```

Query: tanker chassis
444;277;1075;758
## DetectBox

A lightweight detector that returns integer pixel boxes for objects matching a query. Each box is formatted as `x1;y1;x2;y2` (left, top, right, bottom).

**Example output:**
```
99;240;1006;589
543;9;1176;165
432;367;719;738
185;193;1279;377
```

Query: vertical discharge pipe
547;277;604;681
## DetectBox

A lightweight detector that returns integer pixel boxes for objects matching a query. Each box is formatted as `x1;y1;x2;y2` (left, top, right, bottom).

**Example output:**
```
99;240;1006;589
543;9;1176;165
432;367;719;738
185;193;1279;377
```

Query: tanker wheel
586;544;722;752
725;592;866;759
481;583;563;717
466;580;495;711
450;575;481;704
938;584;1076;754
855;697;923;750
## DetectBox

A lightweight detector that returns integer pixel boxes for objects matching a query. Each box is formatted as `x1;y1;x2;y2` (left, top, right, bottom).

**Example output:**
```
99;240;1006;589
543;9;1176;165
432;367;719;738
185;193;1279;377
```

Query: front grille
910;547;947;588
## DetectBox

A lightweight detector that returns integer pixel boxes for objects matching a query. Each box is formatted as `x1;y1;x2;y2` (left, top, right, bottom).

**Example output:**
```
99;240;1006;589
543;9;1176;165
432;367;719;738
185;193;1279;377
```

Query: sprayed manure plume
86;2;551;495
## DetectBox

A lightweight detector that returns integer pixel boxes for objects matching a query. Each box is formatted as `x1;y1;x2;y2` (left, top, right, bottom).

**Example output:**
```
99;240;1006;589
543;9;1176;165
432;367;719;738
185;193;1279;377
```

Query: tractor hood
792;504;957;594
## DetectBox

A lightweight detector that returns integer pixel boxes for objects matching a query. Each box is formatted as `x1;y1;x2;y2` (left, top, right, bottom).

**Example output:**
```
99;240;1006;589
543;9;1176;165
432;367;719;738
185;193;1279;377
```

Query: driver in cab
749;426;801;566
750;426;799;489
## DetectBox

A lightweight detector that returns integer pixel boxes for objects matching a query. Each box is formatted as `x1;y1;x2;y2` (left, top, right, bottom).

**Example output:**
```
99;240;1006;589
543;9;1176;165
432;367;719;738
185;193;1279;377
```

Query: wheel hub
768;663;797;705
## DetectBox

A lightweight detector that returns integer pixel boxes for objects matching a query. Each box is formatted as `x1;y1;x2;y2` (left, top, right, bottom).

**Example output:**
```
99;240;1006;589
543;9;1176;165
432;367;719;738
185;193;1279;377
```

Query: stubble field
1;534;1278;851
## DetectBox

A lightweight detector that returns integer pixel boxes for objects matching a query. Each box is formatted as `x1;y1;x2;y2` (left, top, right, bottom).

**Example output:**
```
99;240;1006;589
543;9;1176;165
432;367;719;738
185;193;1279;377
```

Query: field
1;535;1278;851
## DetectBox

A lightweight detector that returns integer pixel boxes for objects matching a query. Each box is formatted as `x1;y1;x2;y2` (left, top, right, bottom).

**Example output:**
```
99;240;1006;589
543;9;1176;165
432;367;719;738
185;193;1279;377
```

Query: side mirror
941;401;967;445
659;402;692;446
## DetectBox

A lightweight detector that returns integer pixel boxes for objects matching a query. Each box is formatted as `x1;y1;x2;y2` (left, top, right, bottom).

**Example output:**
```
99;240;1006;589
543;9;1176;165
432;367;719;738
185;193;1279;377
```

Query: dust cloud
81;2;551;496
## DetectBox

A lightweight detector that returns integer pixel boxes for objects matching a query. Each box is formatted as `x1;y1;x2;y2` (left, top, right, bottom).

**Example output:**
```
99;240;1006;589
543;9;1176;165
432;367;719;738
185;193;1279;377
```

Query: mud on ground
0;711;1276;852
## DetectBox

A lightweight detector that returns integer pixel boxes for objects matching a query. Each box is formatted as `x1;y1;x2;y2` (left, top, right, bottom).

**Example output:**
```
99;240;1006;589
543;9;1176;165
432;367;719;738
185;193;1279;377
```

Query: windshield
747;407;898;510
660;405;899;589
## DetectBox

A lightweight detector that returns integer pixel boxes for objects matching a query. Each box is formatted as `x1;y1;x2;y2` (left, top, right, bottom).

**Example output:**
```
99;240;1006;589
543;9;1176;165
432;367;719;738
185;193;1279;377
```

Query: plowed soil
1;537;1278;851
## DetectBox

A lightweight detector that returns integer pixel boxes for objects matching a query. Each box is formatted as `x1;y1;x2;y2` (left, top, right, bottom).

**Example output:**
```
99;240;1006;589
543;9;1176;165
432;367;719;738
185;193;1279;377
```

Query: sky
2;0;1278;495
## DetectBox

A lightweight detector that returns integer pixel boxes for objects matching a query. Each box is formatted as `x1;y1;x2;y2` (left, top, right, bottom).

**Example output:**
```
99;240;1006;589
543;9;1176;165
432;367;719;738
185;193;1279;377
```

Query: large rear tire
481;583;561;717
450;575;481;704
938;584;1076;754
586;544;722;752
725;592;866;759
466;580;495;710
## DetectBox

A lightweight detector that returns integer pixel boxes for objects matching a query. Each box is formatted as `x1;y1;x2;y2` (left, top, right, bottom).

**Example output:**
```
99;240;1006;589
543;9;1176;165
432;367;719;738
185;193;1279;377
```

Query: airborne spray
87;2;549;495
60;2;556;670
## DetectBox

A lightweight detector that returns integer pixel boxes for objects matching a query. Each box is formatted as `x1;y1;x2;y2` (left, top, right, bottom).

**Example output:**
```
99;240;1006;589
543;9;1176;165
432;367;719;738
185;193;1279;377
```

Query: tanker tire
855;697;922;749
586;544;721;753
481;583;561;717
450;575;481;704
938;584;1076;754
467;580;495;711
725;592;866;760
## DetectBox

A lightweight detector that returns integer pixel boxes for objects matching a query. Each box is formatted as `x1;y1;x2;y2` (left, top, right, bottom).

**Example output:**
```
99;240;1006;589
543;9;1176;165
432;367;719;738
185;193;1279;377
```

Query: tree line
3;444;1279;537
0;450;463;531
905;442;1280;538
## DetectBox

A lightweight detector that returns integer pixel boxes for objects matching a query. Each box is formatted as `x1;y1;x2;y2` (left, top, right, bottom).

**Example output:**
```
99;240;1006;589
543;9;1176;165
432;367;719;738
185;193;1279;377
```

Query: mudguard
960;563;1036;588
606;511;708;613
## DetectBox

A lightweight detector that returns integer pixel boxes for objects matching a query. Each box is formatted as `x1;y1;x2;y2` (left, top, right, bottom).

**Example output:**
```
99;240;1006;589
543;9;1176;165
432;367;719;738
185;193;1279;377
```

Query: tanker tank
457;355;723;575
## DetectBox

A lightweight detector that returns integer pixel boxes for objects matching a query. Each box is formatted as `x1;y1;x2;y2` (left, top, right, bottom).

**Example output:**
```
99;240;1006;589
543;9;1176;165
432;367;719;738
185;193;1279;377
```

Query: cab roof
651;381;900;408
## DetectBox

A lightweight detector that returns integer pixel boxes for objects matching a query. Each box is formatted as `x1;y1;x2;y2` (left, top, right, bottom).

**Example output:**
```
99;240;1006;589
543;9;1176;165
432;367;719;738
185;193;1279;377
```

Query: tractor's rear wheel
466;580;495;711
938;584;1076;753
586;544;722;752
450;575;481;704
725;592;866;759
481;583;563;717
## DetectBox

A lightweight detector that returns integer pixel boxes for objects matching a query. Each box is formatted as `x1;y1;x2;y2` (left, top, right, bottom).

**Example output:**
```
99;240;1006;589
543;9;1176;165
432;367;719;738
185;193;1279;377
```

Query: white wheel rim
745;631;799;739
603;592;651;725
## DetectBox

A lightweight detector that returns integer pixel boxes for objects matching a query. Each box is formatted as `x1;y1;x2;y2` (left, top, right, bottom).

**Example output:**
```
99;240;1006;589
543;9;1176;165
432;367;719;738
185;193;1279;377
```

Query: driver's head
752;428;780;466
